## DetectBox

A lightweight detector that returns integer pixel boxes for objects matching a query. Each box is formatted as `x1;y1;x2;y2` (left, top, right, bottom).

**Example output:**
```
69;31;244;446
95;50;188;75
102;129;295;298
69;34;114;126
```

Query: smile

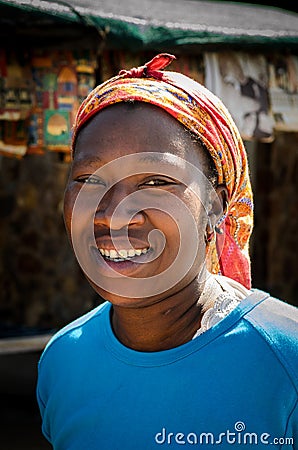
98;247;150;262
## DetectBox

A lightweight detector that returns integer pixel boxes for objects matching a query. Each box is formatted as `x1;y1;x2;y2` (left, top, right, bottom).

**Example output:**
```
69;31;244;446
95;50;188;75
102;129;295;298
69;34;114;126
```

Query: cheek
149;210;179;238
64;182;103;251
148;195;205;254
63;182;81;237
178;190;208;238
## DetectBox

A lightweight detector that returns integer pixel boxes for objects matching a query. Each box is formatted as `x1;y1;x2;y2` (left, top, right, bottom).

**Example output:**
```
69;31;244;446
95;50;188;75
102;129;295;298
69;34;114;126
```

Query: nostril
94;183;147;229
94;207;145;230
128;211;146;225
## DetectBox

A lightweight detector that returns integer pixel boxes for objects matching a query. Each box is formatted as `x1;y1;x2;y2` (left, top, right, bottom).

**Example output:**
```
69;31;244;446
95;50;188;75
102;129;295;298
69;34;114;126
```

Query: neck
111;275;212;352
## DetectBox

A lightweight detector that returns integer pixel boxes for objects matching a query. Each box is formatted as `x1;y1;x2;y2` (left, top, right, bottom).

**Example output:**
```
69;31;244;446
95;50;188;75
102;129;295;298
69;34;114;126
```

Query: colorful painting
268;55;298;132
44;109;70;149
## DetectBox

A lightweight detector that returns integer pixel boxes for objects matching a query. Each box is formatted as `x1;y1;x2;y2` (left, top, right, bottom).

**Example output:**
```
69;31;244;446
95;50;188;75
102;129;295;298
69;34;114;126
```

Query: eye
141;178;176;187
75;176;105;186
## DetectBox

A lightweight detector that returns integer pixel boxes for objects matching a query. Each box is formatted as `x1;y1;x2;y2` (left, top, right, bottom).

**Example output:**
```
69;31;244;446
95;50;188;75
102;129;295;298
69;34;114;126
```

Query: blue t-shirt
37;290;298;449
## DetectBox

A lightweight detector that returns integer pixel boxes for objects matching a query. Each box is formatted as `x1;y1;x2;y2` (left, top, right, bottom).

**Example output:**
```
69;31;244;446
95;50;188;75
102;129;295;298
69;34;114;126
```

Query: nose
94;184;145;230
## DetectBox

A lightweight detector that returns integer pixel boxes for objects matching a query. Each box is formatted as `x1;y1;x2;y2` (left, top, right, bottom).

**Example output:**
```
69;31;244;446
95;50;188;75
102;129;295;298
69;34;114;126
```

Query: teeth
118;249;128;258
109;249;118;259
99;248;149;260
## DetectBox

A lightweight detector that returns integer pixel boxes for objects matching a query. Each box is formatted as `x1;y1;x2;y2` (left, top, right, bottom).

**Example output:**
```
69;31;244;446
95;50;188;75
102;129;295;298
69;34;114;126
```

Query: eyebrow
73;155;103;167
73;152;183;169
138;154;164;163
73;154;166;166
139;153;183;167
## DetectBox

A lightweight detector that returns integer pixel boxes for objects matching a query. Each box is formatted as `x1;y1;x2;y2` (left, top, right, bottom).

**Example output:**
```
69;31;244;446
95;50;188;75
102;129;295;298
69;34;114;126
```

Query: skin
64;102;227;352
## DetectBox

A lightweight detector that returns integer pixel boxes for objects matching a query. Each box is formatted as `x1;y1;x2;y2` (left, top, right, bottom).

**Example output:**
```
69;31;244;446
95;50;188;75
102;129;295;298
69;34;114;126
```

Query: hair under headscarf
71;53;254;289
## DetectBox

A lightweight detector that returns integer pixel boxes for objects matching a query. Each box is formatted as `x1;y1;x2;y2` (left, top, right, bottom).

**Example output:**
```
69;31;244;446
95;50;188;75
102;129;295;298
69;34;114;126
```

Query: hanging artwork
204;51;275;141
0;52;32;121
27;110;44;154
268;54;298;132
76;60;97;103
0;50;33;157
0;120;28;158
44;109;70;150
26;48;97;157
1;46;297;159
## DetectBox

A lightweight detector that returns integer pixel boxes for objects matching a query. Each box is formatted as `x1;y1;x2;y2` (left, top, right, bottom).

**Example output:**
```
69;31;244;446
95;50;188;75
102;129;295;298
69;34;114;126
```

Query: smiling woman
36;54;298;450
65;102;217;302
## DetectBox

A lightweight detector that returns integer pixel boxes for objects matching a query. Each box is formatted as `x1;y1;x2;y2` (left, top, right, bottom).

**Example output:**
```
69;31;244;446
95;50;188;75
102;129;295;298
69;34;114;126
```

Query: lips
94;232;151;262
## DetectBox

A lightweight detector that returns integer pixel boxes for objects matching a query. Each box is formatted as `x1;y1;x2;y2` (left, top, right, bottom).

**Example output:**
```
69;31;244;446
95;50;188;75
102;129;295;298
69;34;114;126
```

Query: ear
207;184;228;232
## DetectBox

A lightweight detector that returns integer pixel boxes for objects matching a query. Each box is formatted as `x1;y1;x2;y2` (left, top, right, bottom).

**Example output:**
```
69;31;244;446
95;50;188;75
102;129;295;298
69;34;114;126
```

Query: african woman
37;54;298;450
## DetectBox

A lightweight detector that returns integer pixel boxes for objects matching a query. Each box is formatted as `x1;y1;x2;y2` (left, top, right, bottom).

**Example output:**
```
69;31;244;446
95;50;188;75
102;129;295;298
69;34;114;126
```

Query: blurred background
0;0;297;448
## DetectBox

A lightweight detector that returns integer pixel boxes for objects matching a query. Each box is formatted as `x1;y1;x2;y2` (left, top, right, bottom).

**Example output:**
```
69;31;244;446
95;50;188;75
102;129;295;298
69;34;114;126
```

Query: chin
85;266;203;309
86;277;160;308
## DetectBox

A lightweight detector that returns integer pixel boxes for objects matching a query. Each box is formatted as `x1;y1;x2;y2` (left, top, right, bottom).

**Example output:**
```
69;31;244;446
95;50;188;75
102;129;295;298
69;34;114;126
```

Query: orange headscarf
72;54;253;289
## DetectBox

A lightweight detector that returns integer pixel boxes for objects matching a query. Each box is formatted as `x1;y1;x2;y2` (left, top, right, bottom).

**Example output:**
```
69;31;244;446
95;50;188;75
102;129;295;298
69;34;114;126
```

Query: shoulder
39;301;110;365
245;292;298;339
244;291;298;389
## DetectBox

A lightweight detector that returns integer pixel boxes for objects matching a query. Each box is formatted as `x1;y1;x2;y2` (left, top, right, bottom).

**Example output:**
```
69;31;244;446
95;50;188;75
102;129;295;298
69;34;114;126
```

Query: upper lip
94;236;150;252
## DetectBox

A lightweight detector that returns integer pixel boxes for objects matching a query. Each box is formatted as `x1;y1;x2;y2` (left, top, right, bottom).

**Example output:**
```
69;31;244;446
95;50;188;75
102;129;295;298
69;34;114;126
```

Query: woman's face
64;102;217;306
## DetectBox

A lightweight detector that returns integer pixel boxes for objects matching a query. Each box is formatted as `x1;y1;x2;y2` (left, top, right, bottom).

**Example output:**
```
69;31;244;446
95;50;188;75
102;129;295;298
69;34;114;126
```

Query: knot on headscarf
118;53;176;80
72;54;254;290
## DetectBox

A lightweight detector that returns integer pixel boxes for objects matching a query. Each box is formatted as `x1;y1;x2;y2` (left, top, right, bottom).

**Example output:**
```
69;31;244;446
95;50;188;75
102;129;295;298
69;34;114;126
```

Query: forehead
73;102;207;169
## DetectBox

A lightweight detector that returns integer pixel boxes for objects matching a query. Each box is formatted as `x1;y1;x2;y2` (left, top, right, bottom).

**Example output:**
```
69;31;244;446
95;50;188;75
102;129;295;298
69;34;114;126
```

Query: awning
0;0;298;50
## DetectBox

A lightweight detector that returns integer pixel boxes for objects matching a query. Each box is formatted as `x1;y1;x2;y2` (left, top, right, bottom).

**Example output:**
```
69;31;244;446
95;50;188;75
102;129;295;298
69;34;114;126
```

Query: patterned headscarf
71;54;253;289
